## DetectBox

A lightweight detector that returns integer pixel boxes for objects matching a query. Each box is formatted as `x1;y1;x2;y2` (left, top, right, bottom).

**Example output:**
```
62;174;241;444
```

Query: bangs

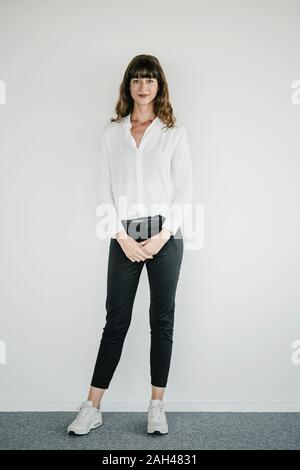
128;59;160;80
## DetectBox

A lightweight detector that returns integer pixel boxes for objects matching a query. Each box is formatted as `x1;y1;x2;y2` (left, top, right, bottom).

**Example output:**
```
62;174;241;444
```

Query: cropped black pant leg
90;232;184;389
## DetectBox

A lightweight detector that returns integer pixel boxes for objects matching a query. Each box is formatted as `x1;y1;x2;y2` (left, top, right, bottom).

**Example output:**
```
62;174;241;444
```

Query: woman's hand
138;228;172;256
116;231;154;263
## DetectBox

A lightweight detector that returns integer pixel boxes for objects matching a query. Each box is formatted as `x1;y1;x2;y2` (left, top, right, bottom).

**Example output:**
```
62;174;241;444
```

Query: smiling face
129;77;159;105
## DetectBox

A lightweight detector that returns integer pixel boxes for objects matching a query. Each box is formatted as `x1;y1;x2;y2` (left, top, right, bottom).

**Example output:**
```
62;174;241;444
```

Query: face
129;77;159;104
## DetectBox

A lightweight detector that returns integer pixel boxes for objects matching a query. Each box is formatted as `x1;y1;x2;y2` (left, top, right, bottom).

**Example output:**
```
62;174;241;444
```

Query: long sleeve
161;125;194;236
96;128;126;239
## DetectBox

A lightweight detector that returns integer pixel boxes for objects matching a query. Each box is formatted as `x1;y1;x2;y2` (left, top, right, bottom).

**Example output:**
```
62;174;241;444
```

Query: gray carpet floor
0;412;299;450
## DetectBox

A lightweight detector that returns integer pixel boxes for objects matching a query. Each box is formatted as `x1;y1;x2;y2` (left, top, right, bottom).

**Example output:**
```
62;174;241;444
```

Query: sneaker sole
147;425;168;435
68;422;102;436
147;430;168;435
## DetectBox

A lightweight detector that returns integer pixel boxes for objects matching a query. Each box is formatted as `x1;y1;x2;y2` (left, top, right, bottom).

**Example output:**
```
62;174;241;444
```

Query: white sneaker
67;400;102;435
147;399;168;434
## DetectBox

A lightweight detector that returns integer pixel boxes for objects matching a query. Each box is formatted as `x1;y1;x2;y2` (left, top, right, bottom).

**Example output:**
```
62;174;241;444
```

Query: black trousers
90;220;184;389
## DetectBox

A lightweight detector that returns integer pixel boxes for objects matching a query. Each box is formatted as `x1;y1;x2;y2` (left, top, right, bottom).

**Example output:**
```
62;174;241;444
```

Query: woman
67;54;193;436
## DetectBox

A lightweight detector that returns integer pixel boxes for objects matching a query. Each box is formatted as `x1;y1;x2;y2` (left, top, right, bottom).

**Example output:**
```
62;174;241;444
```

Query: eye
132;78;154;84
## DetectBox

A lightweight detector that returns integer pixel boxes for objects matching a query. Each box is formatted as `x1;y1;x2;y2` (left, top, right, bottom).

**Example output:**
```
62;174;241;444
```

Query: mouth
138;94;149;98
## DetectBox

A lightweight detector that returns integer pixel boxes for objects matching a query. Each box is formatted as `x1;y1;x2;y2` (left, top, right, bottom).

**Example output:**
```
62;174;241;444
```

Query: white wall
0;0;300;411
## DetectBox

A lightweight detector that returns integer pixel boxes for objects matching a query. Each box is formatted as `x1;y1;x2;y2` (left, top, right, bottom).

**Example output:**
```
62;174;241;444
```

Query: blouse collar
121;113;165;132
121;113;165;149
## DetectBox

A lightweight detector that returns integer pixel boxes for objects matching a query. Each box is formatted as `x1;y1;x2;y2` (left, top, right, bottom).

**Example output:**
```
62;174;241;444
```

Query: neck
131;106;156;124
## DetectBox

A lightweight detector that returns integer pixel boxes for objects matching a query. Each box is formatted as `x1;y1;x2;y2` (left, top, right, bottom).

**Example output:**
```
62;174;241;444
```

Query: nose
139;81;148;91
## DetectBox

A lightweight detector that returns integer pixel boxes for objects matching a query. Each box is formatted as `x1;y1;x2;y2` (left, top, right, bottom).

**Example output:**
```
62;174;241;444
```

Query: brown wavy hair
110;54;177;129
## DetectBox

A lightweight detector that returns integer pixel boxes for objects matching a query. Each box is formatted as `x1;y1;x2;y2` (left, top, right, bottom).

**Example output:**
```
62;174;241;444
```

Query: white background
0;0;299;411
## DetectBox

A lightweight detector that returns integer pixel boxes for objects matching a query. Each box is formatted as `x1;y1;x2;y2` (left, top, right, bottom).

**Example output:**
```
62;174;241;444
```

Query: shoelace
75;404;96;423
148;403;164;421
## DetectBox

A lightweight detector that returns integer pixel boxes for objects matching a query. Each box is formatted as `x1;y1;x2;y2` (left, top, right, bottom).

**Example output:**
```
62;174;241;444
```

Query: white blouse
96;113;193;239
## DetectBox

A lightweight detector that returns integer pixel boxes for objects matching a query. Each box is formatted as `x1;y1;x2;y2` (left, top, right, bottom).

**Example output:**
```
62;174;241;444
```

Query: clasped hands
116;228;172;263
